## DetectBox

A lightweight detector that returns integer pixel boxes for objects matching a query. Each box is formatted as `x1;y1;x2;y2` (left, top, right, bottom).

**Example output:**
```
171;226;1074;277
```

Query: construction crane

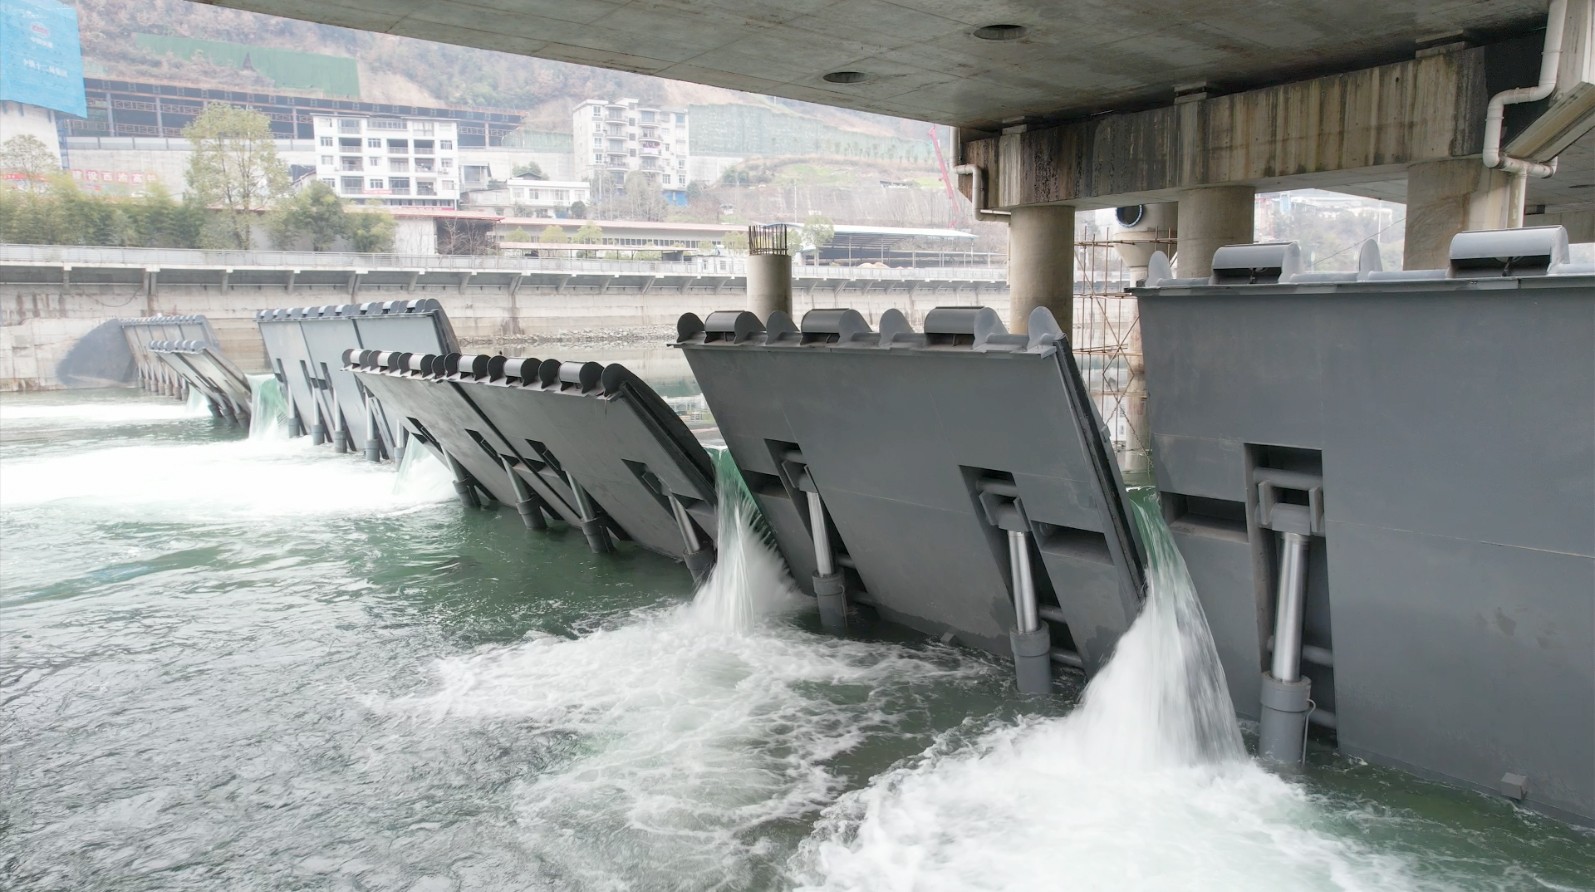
928;126;969;230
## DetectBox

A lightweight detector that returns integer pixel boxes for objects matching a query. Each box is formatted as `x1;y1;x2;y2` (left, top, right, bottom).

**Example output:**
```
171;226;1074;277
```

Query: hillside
69;0;933;145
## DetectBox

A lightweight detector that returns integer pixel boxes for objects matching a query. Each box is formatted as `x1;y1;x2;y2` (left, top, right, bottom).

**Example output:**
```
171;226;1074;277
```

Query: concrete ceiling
208;0;1551;130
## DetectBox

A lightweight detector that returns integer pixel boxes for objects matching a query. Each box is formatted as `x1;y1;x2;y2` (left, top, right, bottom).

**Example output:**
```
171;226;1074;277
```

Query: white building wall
570;98;692;191
312;116;461;208
0;102;64;169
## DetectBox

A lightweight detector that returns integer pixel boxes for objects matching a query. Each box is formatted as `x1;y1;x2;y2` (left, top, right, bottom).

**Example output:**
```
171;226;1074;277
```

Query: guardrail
0;244;1008;282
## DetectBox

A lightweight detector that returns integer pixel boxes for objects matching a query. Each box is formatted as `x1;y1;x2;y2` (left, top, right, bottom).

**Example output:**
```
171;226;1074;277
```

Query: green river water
1;381;1591;891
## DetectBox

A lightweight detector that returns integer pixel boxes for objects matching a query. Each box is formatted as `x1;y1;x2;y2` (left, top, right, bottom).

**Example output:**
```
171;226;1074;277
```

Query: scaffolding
1072;226;1175;475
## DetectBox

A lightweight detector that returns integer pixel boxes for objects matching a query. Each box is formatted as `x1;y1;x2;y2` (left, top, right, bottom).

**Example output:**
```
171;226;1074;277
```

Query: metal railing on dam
0;244;1008;288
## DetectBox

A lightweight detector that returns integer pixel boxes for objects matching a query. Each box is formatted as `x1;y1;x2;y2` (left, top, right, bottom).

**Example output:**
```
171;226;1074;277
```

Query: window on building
320;178;335;188
340;176;363;193
387;140;408;153
593;153;603;162
369;178;385;190
417;180;437;196
319;136;333;147
368;138;381;148
440;159;452;171
390;177;410;194
592;106;603;117
413;140;434;155
440;140;453;150
316;117;331;128
369;156;382;167
675;113;686;124
321;155;333;166
555;190;568;202
442;180;455;192
389;158;409;173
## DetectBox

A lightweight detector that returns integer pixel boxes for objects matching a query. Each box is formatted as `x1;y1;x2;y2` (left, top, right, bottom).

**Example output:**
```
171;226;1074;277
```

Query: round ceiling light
823;70;869;84
973;24;1026;40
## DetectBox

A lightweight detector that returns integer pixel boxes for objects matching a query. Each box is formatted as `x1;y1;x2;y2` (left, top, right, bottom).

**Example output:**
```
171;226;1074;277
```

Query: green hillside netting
687;104;932;162
133;34;360;97
501;129;573;152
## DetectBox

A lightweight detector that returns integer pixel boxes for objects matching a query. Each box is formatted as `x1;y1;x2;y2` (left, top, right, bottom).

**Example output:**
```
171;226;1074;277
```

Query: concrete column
1404;158;1519;270
1007;204;1075;333
1176;185;1255;278
746;252;792;321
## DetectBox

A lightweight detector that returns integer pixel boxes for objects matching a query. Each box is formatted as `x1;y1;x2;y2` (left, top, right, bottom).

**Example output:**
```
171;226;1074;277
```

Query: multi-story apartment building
570;99;690;203
312;115;461;208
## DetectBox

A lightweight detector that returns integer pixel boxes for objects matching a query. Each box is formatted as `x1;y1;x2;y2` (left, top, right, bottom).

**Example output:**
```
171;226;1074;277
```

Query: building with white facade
571;99;690;202
459;175;590;218
312;115;461;208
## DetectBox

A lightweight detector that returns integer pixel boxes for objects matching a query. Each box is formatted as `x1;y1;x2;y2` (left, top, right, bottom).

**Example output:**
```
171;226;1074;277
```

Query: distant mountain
69;0;934;145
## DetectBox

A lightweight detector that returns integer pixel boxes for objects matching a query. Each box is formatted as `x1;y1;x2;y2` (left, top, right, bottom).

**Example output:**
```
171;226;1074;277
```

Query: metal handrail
0;244;1007;281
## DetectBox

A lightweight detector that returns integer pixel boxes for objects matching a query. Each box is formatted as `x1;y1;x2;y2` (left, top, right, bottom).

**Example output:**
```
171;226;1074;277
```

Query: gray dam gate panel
676;306;1146;676
348;351;719;575
1137;228;1595;825
150;339;254;423
256;301;459;457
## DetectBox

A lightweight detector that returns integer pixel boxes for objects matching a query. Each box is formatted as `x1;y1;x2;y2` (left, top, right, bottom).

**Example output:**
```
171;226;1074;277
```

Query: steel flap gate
122;315;216;395
149;340;253;422
676;305;1146;676
1136;229;1595;825
256;300;459;457
348;350;718;574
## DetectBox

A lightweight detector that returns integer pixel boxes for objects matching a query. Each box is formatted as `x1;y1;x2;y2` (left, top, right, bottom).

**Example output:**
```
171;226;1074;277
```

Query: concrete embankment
0;245;1008;390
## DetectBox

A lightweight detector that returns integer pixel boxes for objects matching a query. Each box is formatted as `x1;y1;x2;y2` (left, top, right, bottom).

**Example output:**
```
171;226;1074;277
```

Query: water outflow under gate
792;495;1430;891
246;374;289;441
689;449;805;631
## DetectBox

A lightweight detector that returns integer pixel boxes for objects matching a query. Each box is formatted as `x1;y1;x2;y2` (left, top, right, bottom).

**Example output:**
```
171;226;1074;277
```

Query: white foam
381;462;987;888
789;500;1428;892
688;454;807;631
0;430;452;519
246;373;290;441
0;398;199;428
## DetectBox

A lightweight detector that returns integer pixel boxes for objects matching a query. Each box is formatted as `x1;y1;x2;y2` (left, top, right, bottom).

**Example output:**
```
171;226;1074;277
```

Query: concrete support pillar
1176;185;1256;278
1404;158;1520;270
1007;204;1075;333
746;253;793;321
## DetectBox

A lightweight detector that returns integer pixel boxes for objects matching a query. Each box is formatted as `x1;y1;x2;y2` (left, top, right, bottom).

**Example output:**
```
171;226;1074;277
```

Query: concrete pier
1177;186;1256;278
1007;205;1075;333
746;252;793;322
1404;158;1520;270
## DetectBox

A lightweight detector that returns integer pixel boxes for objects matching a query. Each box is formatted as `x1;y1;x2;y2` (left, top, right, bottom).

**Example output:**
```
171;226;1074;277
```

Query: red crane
928;126;968;230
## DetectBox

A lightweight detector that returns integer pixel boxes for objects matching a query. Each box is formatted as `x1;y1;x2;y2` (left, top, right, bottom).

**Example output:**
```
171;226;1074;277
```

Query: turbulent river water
2;385;1592;891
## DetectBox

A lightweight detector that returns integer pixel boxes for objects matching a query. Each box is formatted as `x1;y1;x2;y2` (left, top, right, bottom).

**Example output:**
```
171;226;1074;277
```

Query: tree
183;104;289;249
268;181;347;251
0;135;58;192
695;239;714;254
573;221;604;258
567;199;587;219
346;208;396;253
614;169;668;222
511;161;545;179
801;213;835;256
721;230;749;254
503;226;531;244
539;224;568;244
